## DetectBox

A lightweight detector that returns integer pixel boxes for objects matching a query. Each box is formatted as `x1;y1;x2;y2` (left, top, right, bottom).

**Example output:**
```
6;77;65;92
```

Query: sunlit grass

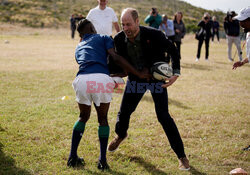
0;25;249;175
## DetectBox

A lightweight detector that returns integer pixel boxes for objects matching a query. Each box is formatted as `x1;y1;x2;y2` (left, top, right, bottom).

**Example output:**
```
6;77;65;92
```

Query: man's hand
161;75;179;88
150;12;157;17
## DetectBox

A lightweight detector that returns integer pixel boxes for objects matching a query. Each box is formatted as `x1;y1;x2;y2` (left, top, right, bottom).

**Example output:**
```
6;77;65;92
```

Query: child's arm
110;72;128;78
107;48;151;80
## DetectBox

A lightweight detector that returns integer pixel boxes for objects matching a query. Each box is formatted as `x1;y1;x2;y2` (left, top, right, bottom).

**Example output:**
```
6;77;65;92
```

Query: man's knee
157;112;173;124
118;108;135;118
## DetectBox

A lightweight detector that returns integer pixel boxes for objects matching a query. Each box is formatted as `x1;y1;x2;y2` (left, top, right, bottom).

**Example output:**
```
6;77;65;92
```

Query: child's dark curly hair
77;19;92;38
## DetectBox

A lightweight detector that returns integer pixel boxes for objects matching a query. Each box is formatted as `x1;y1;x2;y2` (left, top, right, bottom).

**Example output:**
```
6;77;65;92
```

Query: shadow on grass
142;95;191;109
85;169;127;175
215;60;250;68
0;127;31;175
214;60;231;65
169;98;191;109
115;153;170;175
181;63;211;71
189;165;207;175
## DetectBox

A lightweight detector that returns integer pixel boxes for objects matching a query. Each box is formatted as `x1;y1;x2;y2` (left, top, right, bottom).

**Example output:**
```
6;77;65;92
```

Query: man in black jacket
224;11;243;61
107;8;190;171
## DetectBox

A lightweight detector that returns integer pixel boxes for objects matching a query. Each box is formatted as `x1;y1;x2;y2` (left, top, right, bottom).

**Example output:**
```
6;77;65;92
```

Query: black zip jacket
112;26;180;79
224;20;240;36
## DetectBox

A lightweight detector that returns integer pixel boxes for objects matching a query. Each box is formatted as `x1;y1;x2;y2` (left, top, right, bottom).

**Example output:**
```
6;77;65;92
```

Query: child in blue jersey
67;19;150;170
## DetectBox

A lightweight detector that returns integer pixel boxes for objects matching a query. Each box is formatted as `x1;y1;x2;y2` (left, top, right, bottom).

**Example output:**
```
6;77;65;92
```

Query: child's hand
232;61;243;69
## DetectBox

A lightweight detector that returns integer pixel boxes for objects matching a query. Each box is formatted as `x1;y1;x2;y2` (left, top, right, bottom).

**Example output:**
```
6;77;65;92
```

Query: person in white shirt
232;7;250;69
86;0;120;36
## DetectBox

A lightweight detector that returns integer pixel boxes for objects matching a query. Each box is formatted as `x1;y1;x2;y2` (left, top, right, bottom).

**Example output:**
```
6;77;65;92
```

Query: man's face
98;0;107;6
121;12;139;40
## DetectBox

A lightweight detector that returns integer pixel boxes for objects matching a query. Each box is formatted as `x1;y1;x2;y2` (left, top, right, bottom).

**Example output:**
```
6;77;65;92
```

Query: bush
186;24;199;33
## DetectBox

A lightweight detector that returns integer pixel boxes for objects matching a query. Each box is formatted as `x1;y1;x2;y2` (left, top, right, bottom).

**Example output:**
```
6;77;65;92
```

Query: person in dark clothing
70;14;85;39
107;8;190;171
224;11;242;61
74;14;84;22
195;13;212;61
70;14;76;39
212;16;220;42
173;11;186;60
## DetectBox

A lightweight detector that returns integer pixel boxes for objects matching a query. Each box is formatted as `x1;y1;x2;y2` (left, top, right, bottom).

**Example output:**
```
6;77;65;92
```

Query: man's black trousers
115;79;186;158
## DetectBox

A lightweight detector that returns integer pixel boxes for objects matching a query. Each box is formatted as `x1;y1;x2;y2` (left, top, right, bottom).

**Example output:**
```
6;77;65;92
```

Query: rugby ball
151;62;173;81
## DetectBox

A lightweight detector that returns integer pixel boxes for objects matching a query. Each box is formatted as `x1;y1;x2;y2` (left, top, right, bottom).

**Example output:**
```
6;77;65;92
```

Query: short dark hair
231;11;236;17
152;8;157;14
77;19;92;38
130;9;139;22
121;8;139;22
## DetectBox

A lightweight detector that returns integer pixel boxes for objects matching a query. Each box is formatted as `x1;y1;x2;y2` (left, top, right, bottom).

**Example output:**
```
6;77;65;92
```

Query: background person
108;8;190;171
212;16;220;42
159;14;175;63
173;11;186;60
224;11;242;62
195;13;212;61
86;0;121;79
67;19;149;170
232;7;250;69
86;0;120;36
70;14;85;39
74;14;84;22
144;7;162;29
70;14;76;39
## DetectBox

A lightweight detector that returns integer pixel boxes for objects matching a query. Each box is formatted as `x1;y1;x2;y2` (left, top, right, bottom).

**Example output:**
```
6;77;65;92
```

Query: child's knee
98;116;108;126
79;112;90;123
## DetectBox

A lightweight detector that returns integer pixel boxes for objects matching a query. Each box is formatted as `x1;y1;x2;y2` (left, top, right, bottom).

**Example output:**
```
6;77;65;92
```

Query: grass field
0;24;249;175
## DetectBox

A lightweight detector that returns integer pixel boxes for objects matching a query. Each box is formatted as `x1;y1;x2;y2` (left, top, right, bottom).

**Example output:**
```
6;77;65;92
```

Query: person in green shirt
144;8;162;29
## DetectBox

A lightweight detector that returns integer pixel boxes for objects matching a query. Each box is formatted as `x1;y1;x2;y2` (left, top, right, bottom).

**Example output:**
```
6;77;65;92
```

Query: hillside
0;0;225;32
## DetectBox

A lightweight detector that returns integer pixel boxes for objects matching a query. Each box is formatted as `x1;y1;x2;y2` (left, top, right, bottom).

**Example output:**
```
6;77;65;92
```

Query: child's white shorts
72;73;115;106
